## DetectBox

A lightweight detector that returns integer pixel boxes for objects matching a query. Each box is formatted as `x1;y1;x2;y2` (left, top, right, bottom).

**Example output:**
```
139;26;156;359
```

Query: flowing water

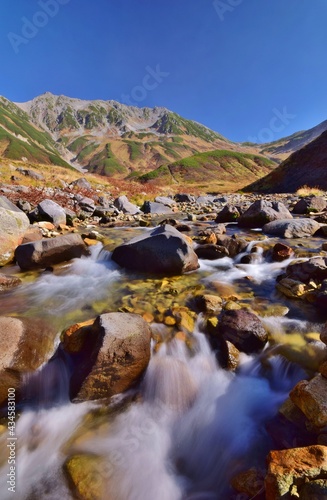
0;226;325;499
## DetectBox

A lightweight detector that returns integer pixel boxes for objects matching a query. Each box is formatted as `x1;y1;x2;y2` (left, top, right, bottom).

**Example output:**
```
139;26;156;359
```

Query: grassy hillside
0;97;72;168
244;130;327;193
137;149;277;192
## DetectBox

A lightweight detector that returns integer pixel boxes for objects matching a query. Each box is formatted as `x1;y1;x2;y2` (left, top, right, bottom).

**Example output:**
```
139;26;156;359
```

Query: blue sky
1;0;327;142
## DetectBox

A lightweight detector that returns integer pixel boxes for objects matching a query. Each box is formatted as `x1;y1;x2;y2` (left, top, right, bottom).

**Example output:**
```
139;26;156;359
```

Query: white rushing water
17;244;120;315
0;322;305;500
0;238;314;499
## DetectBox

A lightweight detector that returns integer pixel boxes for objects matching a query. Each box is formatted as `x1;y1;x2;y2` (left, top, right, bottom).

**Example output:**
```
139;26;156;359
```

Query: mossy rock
64;454;108;500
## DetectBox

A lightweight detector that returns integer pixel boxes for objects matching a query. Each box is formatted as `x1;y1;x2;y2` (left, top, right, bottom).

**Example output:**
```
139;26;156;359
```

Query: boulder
194;294;223;315
75;195;95;215
300;479;327;499
272;242;293;262
66;313;151;401
154;196;176;207
195;244;229;260
0;316;57;406
15;234;89;270
174;193;195;203
141;201;173;215
218;309;268;354
113;195;140;215
69;178;92;190
290;375;327;428
215;205;240;223
22;226;43;244
238;200;292;228
31;199;67;227
265;446;327;500
0;274;21;291
283;257;327;283
293;196;327;214
111;224;199;275
0;196;30;266
216;235;248;257
263;219;321;238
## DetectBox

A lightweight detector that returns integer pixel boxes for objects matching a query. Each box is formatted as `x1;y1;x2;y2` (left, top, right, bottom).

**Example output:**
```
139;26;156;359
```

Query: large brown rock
15;234;89;270
0;196;30;266
290;375;327;428
265;445;327;500
0;316;57;406
111;224;199;275
66;313;151;401
238;200;292;228
218;309;268;354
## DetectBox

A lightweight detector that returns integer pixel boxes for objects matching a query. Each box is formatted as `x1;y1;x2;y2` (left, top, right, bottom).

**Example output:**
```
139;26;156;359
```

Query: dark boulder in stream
218;309;268;354
111;224;199;274
15;233;89;270
65;313;151;401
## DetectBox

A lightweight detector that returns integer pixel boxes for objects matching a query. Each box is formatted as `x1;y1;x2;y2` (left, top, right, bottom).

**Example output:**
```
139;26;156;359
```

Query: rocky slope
16;92;239;176
258;119;327;158
0;97;72;168
245;130;327;193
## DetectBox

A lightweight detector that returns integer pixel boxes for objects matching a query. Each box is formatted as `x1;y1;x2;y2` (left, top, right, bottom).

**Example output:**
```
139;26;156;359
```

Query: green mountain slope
0;97;72;168
137;149;277;191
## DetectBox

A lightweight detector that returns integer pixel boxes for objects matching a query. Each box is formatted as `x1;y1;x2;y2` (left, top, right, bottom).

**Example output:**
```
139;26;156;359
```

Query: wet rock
238;200;292;228
218;309;268;354
283;257;327;283
320;324;327;346
141;201;173;214
0;316;57;406
263;218;321;238
300;479;327;499
114;195;140;215
194;294;223;314
265;446;327;500
220;340;240;371
67;313;151;401
276;278;312;299
30;199;67;227
15;233;89;270
215;205;240;223
290;375;327;428
69;177;92;190
64;454;106;500
0;274;21;291
216;235;248;257
111;224;199;275
272;242;293;262
195;244;229;260
293;196;327;214
231;467;264;498
0;196;30;266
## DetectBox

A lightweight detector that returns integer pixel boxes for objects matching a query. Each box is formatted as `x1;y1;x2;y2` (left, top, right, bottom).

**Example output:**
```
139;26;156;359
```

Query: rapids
0;229;324;499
